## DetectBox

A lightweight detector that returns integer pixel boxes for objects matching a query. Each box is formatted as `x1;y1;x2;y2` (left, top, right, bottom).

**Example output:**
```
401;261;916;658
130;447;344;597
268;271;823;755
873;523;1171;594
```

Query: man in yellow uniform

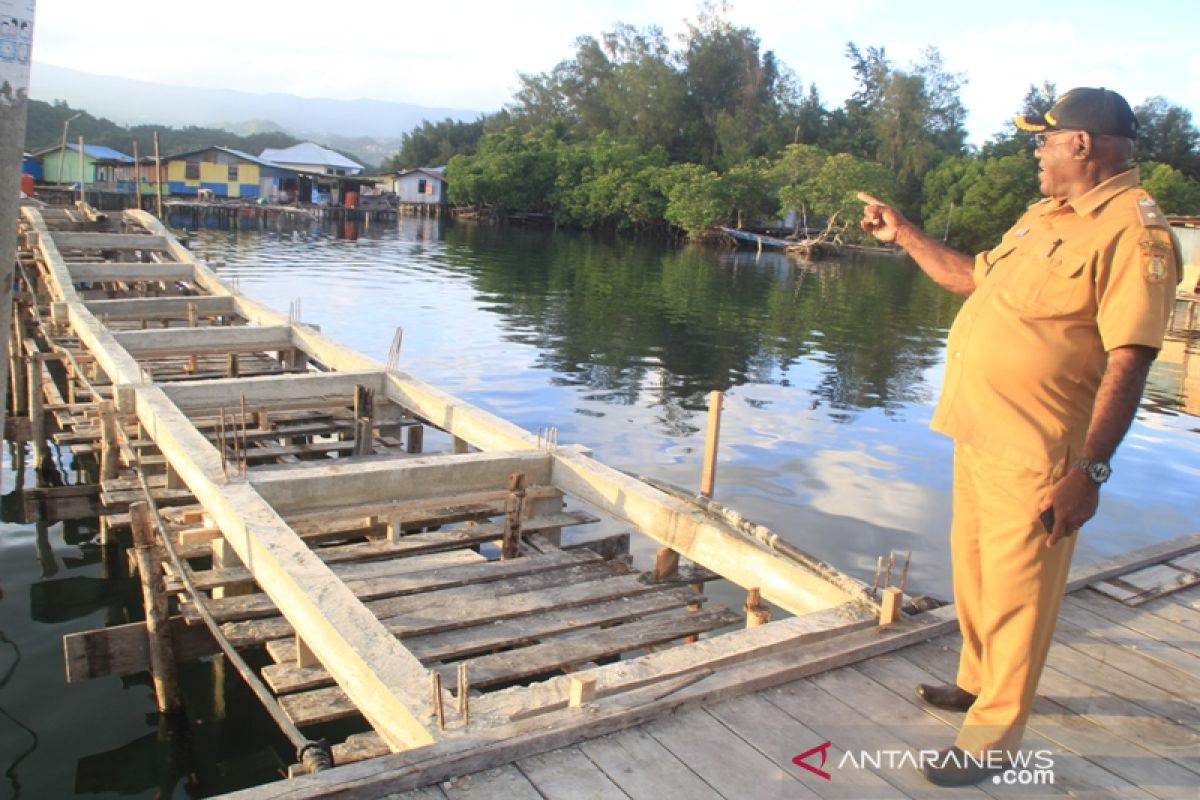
858;87;1181;786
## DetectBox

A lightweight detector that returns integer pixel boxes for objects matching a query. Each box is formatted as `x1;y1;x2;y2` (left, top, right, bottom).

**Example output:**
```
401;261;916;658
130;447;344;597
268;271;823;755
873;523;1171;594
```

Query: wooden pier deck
236;535;1200;799
11;202;879;793
11;203;1198;798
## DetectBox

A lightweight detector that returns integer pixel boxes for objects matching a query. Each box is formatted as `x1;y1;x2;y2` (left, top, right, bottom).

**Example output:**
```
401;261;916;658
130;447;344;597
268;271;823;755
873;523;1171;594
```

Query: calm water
2;214;1198;797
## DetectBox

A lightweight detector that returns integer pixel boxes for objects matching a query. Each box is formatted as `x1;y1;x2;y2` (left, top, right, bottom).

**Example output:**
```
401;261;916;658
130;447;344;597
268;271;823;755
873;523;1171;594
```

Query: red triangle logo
792;740;832;780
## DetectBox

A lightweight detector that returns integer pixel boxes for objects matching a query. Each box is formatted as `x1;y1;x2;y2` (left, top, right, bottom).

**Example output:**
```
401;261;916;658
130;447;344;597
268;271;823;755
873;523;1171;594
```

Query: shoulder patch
1134;193;1169;229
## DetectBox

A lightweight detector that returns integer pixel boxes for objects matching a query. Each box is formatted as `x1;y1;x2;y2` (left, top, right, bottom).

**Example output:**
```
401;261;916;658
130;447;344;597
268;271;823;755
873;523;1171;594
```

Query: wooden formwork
14;204;879;789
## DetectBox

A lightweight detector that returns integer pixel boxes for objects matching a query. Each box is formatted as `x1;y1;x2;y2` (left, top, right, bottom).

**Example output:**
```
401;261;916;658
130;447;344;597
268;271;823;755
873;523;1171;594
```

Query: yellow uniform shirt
930;169;1180;471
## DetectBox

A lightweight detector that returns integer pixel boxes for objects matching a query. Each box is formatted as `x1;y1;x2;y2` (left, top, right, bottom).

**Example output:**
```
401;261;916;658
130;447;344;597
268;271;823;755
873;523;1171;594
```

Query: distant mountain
29;62;485;166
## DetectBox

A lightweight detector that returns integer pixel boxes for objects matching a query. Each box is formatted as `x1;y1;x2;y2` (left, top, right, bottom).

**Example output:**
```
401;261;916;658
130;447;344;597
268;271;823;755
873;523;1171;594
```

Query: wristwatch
1075;458;1112;485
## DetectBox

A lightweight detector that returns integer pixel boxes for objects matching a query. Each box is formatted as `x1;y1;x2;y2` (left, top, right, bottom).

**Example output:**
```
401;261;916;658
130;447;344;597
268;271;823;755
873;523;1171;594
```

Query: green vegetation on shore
388;7;1200;251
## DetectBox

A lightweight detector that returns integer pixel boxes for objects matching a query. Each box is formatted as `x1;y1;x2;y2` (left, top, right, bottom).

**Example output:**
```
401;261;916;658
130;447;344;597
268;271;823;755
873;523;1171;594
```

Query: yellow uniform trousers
950;441;1077;757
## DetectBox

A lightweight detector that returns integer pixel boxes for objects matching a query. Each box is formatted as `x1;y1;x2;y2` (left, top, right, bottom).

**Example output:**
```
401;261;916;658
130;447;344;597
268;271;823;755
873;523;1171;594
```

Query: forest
386;7;1200;251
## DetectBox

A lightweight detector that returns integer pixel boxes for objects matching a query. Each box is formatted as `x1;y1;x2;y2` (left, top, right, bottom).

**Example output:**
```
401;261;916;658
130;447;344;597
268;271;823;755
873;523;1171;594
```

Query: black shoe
922;746;1004;786
916;683;977;712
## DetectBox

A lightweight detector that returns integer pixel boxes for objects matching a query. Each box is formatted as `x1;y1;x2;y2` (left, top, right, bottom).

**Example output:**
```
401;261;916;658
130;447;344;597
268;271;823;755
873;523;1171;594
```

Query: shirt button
954;352;962;359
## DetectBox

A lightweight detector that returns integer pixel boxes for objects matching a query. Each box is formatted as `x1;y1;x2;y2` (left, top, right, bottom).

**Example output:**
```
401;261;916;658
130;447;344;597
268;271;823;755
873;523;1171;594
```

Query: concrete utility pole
1;1;38;468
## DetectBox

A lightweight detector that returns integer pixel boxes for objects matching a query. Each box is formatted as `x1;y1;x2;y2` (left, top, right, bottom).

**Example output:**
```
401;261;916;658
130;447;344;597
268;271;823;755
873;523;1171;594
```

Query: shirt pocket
1000;247;1091;317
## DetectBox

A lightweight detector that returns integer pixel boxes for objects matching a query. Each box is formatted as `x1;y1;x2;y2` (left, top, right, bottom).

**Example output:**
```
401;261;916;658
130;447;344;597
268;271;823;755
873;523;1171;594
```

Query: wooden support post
569;677;596;708
164;462;184;491
744;587;772;628
700;389;723;498
386;513;403;544
430;672;445;731
8;314;25;417
879;586;903;625
502;472;527;560
212;536;249;599
26;356;46;479
130;502;183;715
654;547;680;581
685;580;705;644
457;663;470;725
186;302;199;373
296;636;318;668
452;436;469;454
353;384;375;457
226;353;239;378
406;424;424;454
99;400;121;481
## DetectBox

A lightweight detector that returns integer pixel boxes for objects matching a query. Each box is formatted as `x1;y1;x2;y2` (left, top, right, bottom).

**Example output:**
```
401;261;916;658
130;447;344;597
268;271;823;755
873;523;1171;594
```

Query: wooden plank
279;607;740;726
1066;533;1200;593
229;560;628;646
51;232;173;251
642;706;819;799
182;549;596;625
705;692;900;799
515;747;629;800
158;370;385;414
261;587;703;694
85;295;238;321
68;262;196;283
166;511;597;593
63;615;220;682
1057;595;1200;678
1066;592;1200;654
111;325;294;357
440;764;541;800
248;449;554;515
1052;615;1200;703
550;448;869;616
577;728;724;800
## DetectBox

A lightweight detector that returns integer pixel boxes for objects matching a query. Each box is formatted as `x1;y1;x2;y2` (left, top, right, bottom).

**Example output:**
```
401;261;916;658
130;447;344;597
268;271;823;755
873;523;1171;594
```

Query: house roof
259;143;362;170
164;145;293;170
31;143;134;162
396;167;447;183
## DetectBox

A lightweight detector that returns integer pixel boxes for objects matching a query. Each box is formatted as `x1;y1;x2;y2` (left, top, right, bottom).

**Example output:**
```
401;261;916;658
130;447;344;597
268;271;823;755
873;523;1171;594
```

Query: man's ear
1075;131;1092;158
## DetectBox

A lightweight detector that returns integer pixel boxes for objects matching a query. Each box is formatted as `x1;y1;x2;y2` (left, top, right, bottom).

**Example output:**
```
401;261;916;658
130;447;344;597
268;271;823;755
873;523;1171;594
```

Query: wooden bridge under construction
7;201;1200;798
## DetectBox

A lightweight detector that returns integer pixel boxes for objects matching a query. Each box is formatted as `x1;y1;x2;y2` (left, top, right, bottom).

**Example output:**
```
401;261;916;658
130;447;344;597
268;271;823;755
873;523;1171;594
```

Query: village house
162;145;304;201
258;142;363;177
33;142;134;187
394;167;448;205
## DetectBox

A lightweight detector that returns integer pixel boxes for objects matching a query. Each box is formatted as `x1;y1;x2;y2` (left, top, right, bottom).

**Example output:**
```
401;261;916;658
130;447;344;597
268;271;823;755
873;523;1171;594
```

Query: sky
25;0;1200;146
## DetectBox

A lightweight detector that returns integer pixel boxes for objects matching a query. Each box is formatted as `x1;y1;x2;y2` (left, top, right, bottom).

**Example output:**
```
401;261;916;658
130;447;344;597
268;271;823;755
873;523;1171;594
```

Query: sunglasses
1034;130;1078;148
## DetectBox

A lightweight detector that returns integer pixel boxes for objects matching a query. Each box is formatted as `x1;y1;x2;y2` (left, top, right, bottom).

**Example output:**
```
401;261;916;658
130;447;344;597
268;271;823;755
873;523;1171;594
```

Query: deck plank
236;560;629;647
704;692;900;799
515;747;630;800
642;706;818;799
439;764;543;800
577;728;723;800
262;587;703;694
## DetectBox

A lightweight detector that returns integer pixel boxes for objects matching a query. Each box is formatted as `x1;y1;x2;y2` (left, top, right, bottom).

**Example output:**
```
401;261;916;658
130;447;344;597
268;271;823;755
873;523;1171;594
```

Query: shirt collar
1068;168;1140;217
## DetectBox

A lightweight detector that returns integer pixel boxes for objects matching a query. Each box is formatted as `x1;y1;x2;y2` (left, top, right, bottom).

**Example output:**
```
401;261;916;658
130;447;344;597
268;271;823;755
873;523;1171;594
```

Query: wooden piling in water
130;501;183;715
700;390;723;498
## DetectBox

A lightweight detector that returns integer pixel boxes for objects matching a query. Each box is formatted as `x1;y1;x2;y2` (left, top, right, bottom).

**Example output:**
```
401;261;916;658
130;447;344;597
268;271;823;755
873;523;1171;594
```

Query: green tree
1141;161;1200;214
773;143;826;230
810;153;897;224
659;163;726;233
444;128;562;211
922;153;1038;252
387;117;487;170
1136;97;1200;180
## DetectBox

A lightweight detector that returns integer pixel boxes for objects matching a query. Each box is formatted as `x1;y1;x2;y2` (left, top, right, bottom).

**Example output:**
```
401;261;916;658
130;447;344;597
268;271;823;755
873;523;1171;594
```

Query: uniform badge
1145;254;1168;284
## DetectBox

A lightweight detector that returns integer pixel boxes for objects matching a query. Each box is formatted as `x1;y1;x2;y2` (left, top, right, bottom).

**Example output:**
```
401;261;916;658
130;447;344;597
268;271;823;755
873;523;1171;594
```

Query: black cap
1014;87;1138;139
